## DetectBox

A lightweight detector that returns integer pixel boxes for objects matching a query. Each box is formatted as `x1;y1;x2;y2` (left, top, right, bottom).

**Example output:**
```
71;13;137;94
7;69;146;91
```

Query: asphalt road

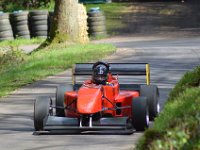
0;35;199;150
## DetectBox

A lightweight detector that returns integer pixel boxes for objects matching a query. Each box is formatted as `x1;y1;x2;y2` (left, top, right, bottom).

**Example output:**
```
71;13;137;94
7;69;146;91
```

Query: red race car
34;61;160;134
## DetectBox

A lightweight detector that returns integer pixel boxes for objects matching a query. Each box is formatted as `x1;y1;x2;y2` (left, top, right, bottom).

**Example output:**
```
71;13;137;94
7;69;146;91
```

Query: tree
49;0;89;44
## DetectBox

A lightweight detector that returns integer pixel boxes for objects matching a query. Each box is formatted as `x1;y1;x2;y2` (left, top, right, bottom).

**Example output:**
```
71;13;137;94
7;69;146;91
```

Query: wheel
132;96;149;131
87;16;105;22
11;12;29;17
31;25;48;31
140;85;160;121
0;13;9;19
14;20;28;26
30;20;48;26
29;10;49;16
0;25;12;32
87;11;104;17
88;25;106;32
32;31;48;36
56;84;73;117
30;15;48;21
89;31;107;37
34;96;50;131
15;25;29;32
0;19;10;25
0;31;13;37
13;16;28;22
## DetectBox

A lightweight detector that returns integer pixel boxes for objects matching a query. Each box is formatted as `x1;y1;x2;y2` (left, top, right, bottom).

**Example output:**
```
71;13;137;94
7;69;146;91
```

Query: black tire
56;84;73;117
88;21;105;26
0;37;14;41
12;12;29;17
13;16;28;22
14;20;28;26
17;35;30;39
0;31;13;37
0;13;9;19
15;25;29;31
132;96;149;131
0;19;10;25
30;15;48;21
31;20;48;26
89;31;106;36
88;25;106;32
88;16;105;22
17;30;30;35
29;10;49;16
0;26;12;32
34;96;50;131
140;85;160;121
31;25;48;31
32;31;48;36
87;11;104;17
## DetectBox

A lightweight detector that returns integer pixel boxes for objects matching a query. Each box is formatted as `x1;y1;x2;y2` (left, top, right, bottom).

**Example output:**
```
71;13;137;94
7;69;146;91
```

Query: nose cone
77;86;102;114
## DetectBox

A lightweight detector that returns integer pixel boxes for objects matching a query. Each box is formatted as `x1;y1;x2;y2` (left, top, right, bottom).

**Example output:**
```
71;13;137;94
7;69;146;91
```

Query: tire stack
29;11;49;38
87;9;106;37
0;13;14;41
11;11;30;39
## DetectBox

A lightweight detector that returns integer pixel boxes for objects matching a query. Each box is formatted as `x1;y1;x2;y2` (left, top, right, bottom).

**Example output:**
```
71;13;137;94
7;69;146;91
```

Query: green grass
136;66;200;150
0;43;116;97
0;38;44;47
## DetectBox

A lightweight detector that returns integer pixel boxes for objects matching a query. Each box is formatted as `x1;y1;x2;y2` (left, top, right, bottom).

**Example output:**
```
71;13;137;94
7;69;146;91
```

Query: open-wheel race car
33;61;160;134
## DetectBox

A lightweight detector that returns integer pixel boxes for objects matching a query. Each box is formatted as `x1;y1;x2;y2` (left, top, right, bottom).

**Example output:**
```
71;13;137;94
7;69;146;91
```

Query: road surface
0;35;199;150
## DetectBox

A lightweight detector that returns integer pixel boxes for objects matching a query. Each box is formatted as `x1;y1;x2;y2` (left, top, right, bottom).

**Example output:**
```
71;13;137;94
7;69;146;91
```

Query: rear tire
56;84;73;117
140;85;160;121
132;96;149;131
34;96;50;131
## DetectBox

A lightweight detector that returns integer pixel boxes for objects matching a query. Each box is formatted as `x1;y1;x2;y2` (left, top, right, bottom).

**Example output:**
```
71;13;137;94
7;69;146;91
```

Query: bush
0;47;26;71
168;66;200;101
0;0;52;12
136;65;200;150
137;87;200;150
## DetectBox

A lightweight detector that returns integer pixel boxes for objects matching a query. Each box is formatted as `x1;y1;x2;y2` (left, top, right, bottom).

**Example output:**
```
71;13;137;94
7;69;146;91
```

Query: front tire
132;96;149;131
34;96;50;131
56;84;73;117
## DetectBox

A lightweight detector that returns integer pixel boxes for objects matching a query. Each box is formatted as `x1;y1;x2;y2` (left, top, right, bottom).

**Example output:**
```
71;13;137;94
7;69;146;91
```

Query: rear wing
72;63;150;85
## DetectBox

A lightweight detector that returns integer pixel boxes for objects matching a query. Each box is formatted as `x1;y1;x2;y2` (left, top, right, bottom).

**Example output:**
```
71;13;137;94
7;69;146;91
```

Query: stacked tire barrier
87;9;106;37
29;11;49;38
0;13;14;41
11;11;30;39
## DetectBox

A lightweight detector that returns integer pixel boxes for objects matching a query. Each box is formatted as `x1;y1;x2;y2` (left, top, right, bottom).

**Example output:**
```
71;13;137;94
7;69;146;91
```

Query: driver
83;61;116;86
92;61;110;85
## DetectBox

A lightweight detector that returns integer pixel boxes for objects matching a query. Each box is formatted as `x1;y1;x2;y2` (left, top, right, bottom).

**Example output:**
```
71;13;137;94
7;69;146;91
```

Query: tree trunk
49;0;89;44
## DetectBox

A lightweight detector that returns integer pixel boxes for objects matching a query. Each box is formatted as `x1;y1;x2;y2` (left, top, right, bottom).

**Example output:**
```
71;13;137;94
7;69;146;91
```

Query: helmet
92;61;110;84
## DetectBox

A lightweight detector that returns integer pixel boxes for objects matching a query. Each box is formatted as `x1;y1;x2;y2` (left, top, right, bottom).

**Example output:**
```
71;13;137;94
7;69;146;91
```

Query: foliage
0;43;116;97
0;48;26;70
168;66;200;101
136;66;200;150
0;0;53;12
0;38;44;47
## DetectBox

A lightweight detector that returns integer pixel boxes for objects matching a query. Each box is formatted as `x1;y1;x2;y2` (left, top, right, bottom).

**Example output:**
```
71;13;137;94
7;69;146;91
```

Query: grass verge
0;38;44;47
0;43;116;97
136;66;200;150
